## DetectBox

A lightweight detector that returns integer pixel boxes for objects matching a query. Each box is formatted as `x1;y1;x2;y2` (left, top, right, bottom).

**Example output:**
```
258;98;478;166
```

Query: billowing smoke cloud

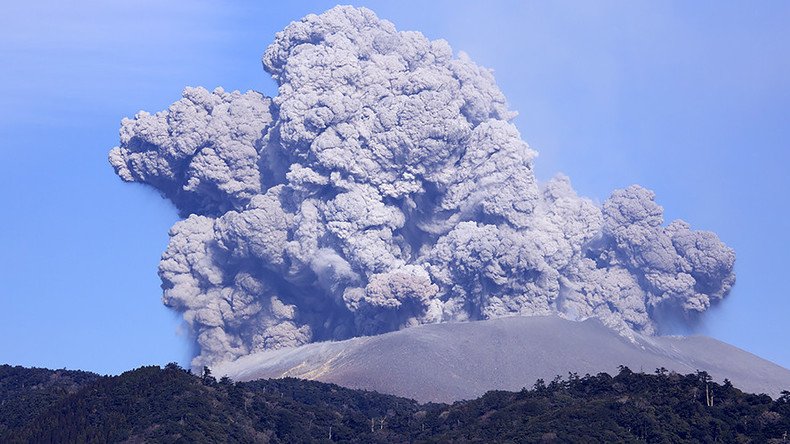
109;6;735;367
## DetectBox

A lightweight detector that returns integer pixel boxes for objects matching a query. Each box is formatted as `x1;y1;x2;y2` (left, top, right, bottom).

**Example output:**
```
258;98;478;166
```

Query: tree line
1;363;788;442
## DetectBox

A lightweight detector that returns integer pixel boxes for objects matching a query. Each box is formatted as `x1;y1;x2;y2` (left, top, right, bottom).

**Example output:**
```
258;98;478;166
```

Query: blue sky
0;1;788;374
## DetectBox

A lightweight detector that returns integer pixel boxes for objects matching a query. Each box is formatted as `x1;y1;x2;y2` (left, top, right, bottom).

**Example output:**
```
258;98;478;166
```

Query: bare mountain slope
215;316;790;403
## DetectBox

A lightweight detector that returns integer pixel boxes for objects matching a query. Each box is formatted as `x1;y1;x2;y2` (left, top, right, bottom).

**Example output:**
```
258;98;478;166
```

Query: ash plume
109;6;735;367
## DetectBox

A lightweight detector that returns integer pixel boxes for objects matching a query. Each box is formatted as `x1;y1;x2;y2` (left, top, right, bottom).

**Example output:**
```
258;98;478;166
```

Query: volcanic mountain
215;316;790;403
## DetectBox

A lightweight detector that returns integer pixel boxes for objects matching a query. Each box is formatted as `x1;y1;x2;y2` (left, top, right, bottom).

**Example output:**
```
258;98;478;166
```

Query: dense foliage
0;365;99;438
1;363;788;443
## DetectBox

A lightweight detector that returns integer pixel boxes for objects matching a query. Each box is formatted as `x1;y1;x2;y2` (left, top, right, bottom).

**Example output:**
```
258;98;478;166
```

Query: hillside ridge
2;363;790;442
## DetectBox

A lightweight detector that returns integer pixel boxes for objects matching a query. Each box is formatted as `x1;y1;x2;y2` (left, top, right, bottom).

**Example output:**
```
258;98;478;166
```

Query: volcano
214;316;790;403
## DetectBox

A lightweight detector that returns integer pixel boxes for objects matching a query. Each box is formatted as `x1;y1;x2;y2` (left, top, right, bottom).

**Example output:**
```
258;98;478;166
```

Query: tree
164;362;182;372
696;371;714;407
201;367;216;386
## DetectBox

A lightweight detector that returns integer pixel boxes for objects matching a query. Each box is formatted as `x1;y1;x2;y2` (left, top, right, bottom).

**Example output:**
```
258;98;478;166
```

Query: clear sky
1;1;788;374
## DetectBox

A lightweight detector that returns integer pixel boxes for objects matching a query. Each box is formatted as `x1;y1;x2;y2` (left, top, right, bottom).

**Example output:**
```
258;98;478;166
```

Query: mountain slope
215;316;790;403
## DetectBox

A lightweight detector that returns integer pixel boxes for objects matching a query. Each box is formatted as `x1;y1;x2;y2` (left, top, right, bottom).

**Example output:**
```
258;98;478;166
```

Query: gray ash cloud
109;6;735;367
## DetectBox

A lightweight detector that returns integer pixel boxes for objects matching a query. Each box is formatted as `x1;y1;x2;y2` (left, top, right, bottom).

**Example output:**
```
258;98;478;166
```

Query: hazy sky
1;1;788;374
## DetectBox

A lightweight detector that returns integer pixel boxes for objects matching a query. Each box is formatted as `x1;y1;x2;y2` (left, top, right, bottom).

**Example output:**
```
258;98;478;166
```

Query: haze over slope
216;316;790;403
109;6;736;367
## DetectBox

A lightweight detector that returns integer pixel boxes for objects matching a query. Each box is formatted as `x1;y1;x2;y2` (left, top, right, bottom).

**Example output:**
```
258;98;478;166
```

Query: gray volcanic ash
109;6;735;368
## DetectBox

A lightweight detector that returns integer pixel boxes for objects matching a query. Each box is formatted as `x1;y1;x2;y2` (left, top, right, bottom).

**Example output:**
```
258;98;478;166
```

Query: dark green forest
1;363;788;443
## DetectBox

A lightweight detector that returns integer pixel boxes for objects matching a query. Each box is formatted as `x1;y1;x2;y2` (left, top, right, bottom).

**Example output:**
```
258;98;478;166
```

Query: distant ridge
216;316;790;403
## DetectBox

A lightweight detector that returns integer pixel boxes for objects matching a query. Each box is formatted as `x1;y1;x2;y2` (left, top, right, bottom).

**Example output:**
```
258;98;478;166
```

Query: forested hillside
1;363;788;443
